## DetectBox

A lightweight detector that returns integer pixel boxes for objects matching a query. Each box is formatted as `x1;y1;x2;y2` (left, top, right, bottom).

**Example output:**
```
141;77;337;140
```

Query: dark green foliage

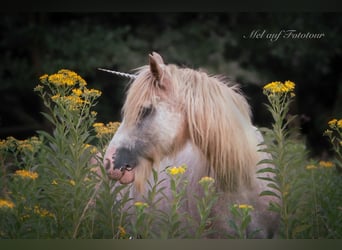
1;13;341;156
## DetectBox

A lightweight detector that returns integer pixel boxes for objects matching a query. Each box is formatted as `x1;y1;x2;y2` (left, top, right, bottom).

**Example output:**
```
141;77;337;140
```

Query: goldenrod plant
259;81;342;238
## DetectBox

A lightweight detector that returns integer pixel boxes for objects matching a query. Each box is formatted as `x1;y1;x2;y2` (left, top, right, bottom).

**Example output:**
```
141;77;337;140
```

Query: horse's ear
149;52;164;81
151;52;164;64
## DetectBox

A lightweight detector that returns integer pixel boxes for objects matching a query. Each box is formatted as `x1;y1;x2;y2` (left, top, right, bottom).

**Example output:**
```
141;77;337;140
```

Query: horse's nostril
125;164;133;171
118;164;133;172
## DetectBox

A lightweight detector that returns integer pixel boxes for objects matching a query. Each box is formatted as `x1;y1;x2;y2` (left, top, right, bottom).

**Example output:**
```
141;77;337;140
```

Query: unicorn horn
97;68;137;79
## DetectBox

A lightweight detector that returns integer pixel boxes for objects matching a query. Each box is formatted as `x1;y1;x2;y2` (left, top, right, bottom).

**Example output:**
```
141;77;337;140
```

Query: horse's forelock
122;67;158;126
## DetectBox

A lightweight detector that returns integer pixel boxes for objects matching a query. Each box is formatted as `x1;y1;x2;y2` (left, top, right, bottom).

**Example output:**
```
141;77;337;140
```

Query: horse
102;52;280;238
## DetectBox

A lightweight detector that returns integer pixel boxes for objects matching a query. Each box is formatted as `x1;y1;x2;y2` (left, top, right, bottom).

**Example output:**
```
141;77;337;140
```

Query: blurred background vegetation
0;13;341;157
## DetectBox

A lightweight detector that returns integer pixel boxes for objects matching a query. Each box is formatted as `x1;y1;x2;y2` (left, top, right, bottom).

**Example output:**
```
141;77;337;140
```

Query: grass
0;71;341;239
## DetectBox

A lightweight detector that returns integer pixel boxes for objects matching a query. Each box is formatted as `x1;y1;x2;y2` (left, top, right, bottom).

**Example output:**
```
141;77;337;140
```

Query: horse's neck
159;141;208;181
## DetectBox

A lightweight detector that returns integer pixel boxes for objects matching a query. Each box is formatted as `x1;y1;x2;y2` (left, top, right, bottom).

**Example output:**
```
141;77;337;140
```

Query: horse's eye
139;106;153;120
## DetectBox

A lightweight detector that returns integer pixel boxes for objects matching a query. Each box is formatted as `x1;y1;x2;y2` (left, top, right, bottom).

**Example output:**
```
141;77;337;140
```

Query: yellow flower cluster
72;88;83;96
69;88;102;98
14;170;39;180
234;204;254;210
44;69;87;87
0;136;41;153
17;136;41;153
93;122;120;138
33;205;55;218
0;139;10;151
83;88;102;97
51;94;89;111
84;144;98;154
166;164;187;176
0;199;15;209
263;80;295;94
319;161;334;168
134;201;149;208
305;161;334;170
199;176;215;185
328;118;342;129
118;226;127;238
305;164;317;170
37;69;102;112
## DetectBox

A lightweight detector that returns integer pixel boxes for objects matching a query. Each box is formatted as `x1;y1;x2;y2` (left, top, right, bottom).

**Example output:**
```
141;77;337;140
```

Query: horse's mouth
107;167;135;184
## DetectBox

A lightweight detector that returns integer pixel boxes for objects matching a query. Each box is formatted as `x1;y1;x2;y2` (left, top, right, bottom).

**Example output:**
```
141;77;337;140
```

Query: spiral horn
97;68;137;80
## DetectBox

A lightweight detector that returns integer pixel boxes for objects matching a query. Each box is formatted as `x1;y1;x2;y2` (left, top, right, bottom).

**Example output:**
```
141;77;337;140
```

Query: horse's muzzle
105;147;137;184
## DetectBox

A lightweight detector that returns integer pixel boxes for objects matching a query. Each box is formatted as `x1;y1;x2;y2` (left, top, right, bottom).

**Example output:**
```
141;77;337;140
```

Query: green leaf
268;201;281;213
257;177;276;183
37;130;56;144
267;183;280;191
40;111;56;125
259;190;280;199
257;159;275;165
228;219;239;232
256;167;277;174
291;224;311;238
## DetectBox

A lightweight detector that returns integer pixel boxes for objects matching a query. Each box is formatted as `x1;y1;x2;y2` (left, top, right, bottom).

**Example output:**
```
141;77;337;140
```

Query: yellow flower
84;177;91;182
134;201;149;208
305;164;317;170
90;167;99;173
93;122;120;138
51;180;58;185
83;144;97;154
319;161;334;168
69;180;76;186
118;226;127;238
33;84;44;92
93;122;105;128
234;204;254;210
90;147;98;154
33;205;55;218
51;94;61;101
166;165;187;176
0;139;8;151
199;176;215;185
72;88;83;96
328;119;337;128
39;74;48;82
0;199;15;209
65;95;87;110
21;214;31;221
14;170;39;180
337;119;342;128
284;80;295;92
83;88;102;98
263;80;296;94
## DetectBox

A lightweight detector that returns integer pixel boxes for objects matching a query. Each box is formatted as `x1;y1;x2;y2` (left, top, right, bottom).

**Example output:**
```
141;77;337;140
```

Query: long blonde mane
123;64;260;192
